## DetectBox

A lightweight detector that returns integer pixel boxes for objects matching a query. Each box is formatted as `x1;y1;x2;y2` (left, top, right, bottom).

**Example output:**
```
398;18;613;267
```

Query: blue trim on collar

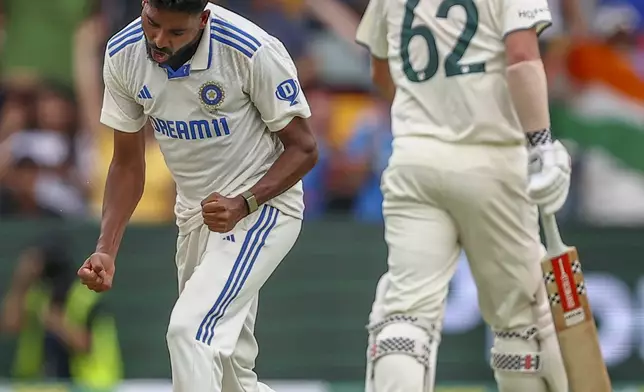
163;64;191;79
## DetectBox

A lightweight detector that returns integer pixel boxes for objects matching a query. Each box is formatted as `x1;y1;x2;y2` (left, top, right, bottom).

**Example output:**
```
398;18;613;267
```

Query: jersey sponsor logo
150;117;231;140
199;81;226;114
275;79;300;106
518;7;550;20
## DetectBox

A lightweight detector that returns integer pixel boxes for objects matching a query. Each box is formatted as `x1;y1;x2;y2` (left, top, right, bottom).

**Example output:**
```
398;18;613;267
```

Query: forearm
505;31;551;142
96;160;145;257
507;60;550;133
248;142;317;206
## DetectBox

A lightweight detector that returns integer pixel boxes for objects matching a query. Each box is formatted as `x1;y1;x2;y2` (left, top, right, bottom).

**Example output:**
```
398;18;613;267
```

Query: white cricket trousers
167;205;302;392
381;138;544;330
368;138;568;392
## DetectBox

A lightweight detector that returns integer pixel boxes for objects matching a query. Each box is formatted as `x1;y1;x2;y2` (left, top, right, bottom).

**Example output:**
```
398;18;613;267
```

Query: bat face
541;247;613;391
541;247;590;332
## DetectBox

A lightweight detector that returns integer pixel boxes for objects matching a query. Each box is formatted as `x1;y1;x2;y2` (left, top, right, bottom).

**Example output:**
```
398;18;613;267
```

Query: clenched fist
77;252;115;293
202;192;248;233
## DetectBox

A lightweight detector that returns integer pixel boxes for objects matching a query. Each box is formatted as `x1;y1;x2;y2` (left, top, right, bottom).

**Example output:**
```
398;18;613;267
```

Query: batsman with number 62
352;0;607;390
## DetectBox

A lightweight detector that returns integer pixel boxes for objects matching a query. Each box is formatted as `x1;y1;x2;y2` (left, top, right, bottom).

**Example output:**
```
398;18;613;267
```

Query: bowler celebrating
77;1;317;391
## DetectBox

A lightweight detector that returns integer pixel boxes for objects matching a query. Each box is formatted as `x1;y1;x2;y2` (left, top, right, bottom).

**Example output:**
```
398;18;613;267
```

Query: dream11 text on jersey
149;116;231;140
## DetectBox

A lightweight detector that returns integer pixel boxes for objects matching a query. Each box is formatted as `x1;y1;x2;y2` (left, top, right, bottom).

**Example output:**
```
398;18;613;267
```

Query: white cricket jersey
101;4;311;234
356;0;552;146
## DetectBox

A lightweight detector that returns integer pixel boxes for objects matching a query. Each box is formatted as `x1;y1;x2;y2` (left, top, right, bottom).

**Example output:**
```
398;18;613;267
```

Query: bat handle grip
540;212;568;255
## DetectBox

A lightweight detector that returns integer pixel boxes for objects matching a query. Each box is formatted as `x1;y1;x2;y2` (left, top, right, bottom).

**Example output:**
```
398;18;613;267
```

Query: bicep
276;117;317;154
504;29;541;65
112;128;146;165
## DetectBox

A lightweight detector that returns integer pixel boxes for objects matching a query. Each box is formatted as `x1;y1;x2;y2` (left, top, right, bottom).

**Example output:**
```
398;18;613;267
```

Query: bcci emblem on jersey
199;81;226;114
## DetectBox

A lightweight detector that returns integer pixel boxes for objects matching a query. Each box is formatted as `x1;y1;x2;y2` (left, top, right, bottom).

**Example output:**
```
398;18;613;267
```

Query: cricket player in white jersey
76;1;318;391
356;0;573;391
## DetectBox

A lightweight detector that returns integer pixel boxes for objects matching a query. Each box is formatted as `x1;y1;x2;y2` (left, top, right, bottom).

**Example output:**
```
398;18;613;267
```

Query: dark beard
146;30;204;71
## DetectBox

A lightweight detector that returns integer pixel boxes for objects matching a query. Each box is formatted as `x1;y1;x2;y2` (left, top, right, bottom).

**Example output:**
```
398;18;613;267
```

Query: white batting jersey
356;0;552;145
101;4;311;233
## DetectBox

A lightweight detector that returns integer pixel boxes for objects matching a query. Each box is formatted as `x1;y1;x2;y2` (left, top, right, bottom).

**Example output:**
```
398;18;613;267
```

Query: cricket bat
540;212;612;392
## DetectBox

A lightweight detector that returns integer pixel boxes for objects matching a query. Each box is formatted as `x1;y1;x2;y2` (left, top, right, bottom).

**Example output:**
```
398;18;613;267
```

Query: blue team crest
275;79;300;106
199;81;226;114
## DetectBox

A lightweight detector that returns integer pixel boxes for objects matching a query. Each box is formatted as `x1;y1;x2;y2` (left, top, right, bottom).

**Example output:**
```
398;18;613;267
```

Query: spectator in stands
0;0;103;135
1;84;88;218
602;0;644;32
102;0;144;39
0;90;29;138
0;231;122;388
342;100;392;223
538;0;589;96
561;3;644;224
0;93;29;192
302;88;333;219
566;2;643;101
225;0;317;88
0;158;62;219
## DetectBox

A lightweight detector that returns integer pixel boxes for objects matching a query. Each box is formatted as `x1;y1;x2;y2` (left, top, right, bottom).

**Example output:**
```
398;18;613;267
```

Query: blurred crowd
0;0;643;224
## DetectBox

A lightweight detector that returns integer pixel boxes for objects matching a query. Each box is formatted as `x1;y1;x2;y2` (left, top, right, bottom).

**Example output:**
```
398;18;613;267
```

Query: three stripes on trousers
195;205;279;345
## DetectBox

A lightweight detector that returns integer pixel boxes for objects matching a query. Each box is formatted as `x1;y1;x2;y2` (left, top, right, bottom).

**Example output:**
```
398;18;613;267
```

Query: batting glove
527;140;571;215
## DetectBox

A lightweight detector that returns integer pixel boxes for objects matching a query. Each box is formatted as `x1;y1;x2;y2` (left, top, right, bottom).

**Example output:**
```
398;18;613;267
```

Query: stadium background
1;0;644;390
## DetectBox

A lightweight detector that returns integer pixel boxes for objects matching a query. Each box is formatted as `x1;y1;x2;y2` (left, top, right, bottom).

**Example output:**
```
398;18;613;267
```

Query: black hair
148;0;209;14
